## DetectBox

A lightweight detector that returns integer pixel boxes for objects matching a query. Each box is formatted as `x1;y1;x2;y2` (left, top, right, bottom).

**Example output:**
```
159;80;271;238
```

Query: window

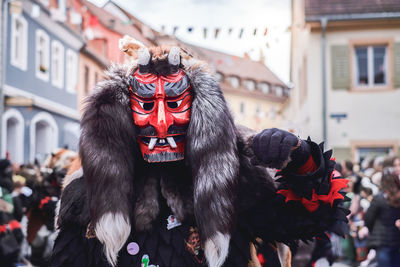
244;80;255;91
240;102;245;114
354;44;388;88
40;0;49;6
275;86;283;97
215;72;224;83
269;107;276;120
35;29;50;81
51;41;64;88
10;14;27;71
351;141;398;163
257;82;270;94
58;0;66;15
66;49;78;93
95;72;99;85
84;66;89;95
228;76;240;88
255;105;262;117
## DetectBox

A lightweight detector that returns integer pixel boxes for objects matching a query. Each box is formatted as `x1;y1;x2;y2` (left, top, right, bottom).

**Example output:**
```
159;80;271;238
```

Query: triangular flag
239;28;244;39
215;28;220;38
264;27;268;36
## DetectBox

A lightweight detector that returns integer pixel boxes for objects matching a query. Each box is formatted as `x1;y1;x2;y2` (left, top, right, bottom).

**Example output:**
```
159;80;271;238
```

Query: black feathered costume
51;38;349;267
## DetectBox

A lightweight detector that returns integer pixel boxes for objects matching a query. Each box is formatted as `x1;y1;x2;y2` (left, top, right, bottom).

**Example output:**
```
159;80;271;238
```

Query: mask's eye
167;100;183;109
139;101;154;111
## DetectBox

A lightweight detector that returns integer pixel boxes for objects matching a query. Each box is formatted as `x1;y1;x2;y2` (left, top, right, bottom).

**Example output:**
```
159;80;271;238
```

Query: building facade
194;46;290;131
68;0;155;112
3;0;83;163
286;0;400;162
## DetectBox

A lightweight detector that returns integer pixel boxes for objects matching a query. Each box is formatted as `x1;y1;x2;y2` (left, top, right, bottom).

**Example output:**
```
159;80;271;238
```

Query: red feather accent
257;253;266;265
277;161;348;212
39;196;51;209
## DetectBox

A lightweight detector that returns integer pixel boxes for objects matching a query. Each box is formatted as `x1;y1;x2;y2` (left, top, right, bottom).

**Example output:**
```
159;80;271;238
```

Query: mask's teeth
166;137;177;148
148;137;157;150
159;139;166;144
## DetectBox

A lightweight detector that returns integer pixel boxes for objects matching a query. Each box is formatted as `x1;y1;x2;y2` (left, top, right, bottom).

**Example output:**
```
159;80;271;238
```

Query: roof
186;44;288;87
102;1;160;39
305;0;400;17
80;0;153;46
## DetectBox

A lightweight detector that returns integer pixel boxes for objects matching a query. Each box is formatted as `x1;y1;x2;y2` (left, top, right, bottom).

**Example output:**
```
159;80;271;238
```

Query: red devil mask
129;69;192;163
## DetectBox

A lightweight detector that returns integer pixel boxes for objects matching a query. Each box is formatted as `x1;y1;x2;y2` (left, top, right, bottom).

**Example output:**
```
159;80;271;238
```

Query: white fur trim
138;47;151;65
95;212;131;266
54;200;61;229
204;232;230;267
276;242;291;267
168;46;180;65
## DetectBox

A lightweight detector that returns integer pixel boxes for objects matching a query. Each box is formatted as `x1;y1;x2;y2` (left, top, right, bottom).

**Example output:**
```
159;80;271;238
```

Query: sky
89;0;292;83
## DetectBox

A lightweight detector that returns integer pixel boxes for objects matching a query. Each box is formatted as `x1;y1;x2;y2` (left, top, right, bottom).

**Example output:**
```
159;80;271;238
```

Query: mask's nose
156;99;168;139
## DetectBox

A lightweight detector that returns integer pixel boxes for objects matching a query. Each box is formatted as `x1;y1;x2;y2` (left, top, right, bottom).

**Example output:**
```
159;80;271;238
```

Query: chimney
109;18;116;29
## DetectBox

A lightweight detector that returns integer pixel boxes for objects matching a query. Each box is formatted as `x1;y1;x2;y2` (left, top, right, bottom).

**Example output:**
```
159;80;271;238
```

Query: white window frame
58;0;66;15
353;44;389;89
51;40;64;89
275;86;284;97
2;109;24;163
215;72;224;83
66;49;78;94
30;112;59;162
10;14;28;71
228;76;240;88
244;80;256;91
258;82;270;94
35;29;50;81
40;0;49;6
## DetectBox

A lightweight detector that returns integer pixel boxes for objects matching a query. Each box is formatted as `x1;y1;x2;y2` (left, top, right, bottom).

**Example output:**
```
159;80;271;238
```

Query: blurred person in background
361;158;376;178
371;157;384;187
393;157;400;176
0;159;24;266
365;167;400;267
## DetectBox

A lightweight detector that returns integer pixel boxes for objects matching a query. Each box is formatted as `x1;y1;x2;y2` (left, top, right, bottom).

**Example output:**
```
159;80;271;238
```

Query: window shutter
331;45;350;89
393;43;400;88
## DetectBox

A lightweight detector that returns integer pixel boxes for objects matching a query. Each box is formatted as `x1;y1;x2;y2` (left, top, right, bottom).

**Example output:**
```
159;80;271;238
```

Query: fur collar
79;57;239;266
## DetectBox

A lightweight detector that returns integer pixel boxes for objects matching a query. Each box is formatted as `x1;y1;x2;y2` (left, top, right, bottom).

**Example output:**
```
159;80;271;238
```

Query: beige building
286;0;400;162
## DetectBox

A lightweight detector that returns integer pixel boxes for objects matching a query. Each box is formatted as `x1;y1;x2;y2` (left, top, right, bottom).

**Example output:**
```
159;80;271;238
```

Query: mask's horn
138;47;150;66
168;46;181;66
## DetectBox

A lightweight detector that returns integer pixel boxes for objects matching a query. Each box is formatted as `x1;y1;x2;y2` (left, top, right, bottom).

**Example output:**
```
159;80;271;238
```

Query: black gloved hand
252;128;302;169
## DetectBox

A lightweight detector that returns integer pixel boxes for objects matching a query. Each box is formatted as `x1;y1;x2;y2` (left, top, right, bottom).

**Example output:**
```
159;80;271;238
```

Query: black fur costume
51;46;349;267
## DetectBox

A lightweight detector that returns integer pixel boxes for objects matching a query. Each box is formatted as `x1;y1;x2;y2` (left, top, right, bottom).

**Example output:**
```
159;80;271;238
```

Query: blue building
2;0;84;163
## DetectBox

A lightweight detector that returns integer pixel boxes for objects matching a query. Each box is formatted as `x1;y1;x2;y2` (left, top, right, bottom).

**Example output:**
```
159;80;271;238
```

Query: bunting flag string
158;25;287;50
238;28;244;39
215;28;220;38
160;25;279;39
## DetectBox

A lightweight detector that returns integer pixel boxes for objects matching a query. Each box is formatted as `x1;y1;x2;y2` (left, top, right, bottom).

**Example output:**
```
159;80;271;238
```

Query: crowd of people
307;155;400;267
1;149;400;267
0;150;76;267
